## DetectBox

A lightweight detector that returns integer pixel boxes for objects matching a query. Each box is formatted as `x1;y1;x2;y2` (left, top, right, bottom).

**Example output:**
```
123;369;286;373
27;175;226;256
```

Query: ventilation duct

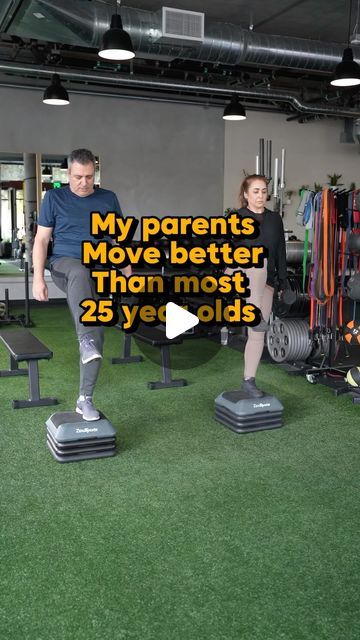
6;0;360;73
0;0;21;30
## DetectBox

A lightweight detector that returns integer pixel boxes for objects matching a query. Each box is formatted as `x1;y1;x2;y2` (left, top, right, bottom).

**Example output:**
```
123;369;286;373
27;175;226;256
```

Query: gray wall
0;87;224;232
224;111;360;239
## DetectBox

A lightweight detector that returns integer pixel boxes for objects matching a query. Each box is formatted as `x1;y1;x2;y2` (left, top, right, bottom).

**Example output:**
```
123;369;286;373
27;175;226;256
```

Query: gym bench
0;329;58;408
112;323;187;389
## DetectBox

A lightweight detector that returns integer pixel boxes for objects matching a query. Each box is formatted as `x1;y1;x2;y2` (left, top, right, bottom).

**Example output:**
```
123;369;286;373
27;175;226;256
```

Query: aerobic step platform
215;390;284;433
46;411;117;463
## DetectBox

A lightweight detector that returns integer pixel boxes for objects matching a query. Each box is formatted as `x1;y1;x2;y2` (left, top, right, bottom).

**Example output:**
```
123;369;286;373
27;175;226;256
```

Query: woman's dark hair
239;174;268;208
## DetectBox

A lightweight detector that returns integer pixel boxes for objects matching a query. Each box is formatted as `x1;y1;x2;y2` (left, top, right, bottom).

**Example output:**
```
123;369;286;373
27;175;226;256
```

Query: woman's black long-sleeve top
236;207;287;290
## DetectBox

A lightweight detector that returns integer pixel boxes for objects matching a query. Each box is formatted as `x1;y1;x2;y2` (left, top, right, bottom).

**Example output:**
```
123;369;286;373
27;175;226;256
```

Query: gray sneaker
79;336;102;364
76;396;100;421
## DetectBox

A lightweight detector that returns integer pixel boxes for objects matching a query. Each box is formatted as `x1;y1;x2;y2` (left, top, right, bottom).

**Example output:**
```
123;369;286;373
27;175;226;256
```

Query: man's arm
32;225;53;301
110;238;132;277
112;193;132;278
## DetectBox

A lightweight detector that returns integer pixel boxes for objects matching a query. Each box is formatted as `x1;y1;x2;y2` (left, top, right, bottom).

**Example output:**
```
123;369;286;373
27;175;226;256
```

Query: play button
165;302;199;339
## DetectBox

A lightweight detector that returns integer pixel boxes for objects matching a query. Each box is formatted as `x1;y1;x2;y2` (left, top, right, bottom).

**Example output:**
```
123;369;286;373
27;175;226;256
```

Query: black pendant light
331;47;360;86
43;73;70;105
223;96;247;121
98;1;135;61
331;0;360;87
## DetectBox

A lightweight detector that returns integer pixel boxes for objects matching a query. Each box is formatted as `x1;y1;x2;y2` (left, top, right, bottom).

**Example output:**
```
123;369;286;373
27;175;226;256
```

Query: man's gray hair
68;148;96;168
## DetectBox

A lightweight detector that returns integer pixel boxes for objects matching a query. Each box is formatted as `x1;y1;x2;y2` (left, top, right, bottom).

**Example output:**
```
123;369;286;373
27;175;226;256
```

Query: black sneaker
241;378;264;398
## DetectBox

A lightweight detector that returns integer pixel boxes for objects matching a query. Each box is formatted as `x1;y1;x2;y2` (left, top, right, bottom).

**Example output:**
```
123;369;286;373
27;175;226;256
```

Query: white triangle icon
165;302;199;339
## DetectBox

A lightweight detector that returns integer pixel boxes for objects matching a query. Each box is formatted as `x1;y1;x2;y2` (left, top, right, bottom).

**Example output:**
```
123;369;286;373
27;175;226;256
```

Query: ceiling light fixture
43;73;70;105
222;96;247;121
331;0;360;87
98;0;135;61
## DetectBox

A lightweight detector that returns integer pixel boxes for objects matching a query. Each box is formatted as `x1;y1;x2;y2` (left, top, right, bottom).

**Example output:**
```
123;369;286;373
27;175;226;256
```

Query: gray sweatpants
51;257;104;397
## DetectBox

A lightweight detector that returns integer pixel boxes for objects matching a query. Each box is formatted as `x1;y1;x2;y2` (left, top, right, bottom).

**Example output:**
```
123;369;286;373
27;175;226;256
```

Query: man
33;148;131;421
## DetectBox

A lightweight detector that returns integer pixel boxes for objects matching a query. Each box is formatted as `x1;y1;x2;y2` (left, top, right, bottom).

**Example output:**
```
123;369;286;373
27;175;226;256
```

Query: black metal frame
111;331;187;390
0;334;58;409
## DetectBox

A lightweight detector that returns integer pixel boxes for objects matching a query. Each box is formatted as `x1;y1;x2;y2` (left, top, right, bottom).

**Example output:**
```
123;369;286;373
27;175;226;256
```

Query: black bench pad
0;329;52;361
0;329;57;408
132;323;182;346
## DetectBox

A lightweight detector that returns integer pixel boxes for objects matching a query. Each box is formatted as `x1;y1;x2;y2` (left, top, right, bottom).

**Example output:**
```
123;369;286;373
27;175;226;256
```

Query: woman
228;174;287;398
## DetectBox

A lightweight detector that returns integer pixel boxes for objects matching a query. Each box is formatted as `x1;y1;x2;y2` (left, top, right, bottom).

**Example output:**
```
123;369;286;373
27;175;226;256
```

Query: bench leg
12;360;58;409
0;355;28;377
111;332;143;364
148;345;187;390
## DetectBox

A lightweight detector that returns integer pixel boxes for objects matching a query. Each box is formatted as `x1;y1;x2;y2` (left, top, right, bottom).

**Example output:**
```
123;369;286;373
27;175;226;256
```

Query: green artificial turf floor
1;305;360;640
0;260;25;276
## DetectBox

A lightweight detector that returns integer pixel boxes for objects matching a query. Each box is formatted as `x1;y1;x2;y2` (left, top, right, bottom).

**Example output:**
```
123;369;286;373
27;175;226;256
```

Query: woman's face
245;179;268;212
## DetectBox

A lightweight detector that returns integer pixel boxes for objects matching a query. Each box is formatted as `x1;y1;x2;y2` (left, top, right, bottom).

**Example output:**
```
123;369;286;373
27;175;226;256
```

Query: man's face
68;161;95;197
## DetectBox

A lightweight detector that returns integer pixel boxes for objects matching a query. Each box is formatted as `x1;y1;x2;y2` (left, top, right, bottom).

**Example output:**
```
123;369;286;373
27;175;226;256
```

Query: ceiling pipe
0;79;288;114
0;78;222;107
0;62;359;118
12;0;360;72
286;113;327;122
